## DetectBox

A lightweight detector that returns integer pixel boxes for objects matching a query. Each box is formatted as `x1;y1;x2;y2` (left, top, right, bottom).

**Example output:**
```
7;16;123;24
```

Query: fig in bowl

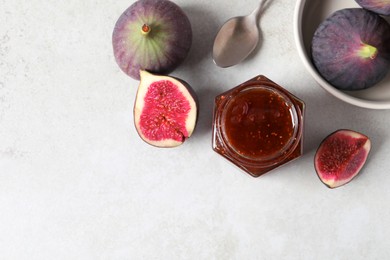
312;8;390;91
112;0;192;80
294;0;390;109
355;0;390;15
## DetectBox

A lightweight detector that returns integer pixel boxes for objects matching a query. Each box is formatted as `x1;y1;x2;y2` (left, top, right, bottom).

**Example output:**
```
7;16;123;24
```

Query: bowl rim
293;0;390;109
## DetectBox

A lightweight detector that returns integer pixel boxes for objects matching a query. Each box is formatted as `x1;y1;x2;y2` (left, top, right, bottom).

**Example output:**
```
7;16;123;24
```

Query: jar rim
216;84;303;167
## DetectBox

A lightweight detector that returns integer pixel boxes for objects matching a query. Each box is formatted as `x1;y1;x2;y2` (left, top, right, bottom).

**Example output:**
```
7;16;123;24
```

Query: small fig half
314;129;371;189
134;70;198;147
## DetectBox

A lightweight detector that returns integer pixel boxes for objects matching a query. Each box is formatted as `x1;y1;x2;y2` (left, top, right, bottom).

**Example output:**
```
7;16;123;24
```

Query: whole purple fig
112;0;192;80
311;8;390;91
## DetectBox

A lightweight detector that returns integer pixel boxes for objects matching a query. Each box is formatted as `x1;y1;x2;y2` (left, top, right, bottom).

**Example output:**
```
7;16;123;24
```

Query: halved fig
134;70;198;147
314;129;371;189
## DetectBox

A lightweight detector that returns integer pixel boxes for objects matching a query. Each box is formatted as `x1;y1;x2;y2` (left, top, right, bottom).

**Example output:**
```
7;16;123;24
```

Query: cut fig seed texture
134;71;197;148
140;81;190;141
314;130;371;189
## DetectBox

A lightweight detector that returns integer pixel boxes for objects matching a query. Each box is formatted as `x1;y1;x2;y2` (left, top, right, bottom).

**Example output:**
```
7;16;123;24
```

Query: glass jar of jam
212;75;305;177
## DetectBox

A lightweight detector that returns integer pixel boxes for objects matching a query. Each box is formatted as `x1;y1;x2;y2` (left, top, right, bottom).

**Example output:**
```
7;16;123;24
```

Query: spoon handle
251;0;266;21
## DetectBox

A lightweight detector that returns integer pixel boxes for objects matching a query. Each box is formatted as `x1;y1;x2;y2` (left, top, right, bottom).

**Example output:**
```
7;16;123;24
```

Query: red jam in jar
212;75;305;177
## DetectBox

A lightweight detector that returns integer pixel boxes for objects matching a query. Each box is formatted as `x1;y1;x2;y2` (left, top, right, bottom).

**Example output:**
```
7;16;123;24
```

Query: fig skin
311;8;390;91
355;0;390;15
112;0;192;80
134;70;198;148
314;129;371;189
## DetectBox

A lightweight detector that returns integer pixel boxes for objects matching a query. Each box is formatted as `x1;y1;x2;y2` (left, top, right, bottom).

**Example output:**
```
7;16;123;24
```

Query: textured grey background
1;0;390;259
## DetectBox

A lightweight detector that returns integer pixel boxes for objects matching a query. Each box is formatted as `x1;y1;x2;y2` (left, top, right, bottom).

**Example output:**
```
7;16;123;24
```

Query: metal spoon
212;0;266;68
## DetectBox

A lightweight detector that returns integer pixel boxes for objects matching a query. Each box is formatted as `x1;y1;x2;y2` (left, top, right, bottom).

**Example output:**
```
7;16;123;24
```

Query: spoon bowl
213;1;265;68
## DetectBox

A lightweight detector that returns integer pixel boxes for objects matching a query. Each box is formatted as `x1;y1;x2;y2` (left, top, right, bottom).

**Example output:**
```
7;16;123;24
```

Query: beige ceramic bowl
294;0;390;109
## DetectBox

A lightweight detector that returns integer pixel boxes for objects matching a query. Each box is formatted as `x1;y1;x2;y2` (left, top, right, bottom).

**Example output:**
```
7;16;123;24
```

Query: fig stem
141;24;151;35
358;43;378;60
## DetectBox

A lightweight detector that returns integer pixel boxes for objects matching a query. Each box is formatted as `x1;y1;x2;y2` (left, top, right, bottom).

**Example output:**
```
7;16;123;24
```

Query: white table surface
1;0;390;259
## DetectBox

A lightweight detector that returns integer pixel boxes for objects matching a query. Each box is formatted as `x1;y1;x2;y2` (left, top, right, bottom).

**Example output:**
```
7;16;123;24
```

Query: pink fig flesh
314;129;371;188
134;71;198;147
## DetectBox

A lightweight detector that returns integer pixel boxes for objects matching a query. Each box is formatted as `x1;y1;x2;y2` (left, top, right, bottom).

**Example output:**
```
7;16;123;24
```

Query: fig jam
212;75;305;177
